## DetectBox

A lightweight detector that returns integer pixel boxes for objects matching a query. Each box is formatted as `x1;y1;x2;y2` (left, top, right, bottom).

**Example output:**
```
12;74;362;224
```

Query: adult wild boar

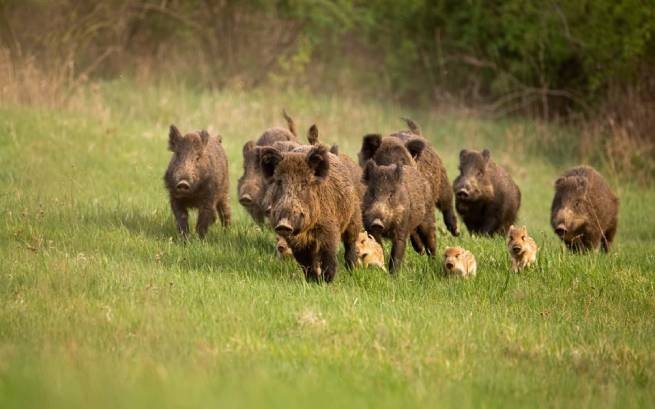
237;112;297;223
362;160;436;273
164;125;230;238
358;119;459;237
260;144;362;282
453;149;521;236
551;166;618;252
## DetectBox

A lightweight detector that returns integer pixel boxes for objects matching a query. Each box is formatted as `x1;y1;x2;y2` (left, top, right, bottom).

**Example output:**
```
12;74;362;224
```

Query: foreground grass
1;82;654;408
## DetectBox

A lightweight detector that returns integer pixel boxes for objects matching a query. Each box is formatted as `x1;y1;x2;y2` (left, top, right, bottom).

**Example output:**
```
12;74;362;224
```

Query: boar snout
239;193;253;205
368;218;384;233
176;180;191;192
555;225;568;238
512;244;523;255
456;188;470;199
275;218;294;236
445;261;454;269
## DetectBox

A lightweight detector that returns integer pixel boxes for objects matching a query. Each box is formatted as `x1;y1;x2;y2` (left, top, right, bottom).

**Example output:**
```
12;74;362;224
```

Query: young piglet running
506;225;538;272
442;247;477;278
356;232;385;270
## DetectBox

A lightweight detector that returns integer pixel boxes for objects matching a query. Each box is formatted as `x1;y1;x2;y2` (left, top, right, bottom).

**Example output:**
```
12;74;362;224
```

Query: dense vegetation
2;0;654;111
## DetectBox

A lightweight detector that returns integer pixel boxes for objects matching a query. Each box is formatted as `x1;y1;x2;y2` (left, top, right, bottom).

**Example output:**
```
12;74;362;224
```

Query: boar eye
477;170;483;177
521;235;525;240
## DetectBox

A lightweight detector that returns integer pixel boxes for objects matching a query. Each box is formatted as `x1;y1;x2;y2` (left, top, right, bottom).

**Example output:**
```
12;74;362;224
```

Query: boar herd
164;113;619;283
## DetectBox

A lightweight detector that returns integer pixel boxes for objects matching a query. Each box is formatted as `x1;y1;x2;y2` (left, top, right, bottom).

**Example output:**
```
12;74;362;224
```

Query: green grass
1;81;654;408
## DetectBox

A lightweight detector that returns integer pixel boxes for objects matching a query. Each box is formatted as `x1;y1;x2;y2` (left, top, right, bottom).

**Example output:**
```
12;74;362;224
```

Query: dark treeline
1;0;654;122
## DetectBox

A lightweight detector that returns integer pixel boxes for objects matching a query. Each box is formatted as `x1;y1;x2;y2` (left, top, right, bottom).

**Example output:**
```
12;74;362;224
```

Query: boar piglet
551;166;618;252
260;144;362;283
358;118;459;237
237;115;297;224
362;160;436;273
164;125;230;238
453;149;521;236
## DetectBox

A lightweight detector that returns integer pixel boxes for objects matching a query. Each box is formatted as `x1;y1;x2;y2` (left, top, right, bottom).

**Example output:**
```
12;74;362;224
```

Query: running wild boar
260;144;362;283
358;119;459;237
453;149;521;236
237;113;297;223
164;125;230;238
551;166;618;252
362;160;436;273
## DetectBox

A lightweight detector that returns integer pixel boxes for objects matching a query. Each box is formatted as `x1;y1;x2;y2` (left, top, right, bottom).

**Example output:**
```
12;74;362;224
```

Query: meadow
1;80;654;408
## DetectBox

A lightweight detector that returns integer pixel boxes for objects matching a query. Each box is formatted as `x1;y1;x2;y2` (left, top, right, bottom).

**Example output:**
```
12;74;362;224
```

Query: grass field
1;80;654;408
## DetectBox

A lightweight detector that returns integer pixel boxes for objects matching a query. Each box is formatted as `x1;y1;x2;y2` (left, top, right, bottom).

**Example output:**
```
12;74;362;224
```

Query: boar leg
583;228;602;252
341;222;359;270
389;234;407;273
410;232;425;254
417;222;437;256
171;200;190;238
601;224;616;253
480;213;500;235
294;247;320;282
438;197;460;237
196;206;217;238
319;245;338;283
216;198;231;227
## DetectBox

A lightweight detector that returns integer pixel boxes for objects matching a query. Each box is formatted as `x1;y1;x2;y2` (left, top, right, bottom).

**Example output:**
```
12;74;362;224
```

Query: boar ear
243;140;255;156
508;224;515;234
307;124;319;145
482;149;491;163
169;124;182;151
259;147;283;180
329;144;339;155
199;130;210;147
307;145;330;181
554;176;565;188
459;149;468;161
362;159;377;183
282;109;297;137
359;134;382;165
405;138;426;160
402;117;422;135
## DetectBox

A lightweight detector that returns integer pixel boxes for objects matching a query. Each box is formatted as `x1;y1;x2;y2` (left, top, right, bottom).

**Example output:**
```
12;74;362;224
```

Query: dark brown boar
259;144;362;283
453;149;521;236
361;160;436;273
551;166;618;252
358;119;459;237
164;125;230;238
237;113;297;223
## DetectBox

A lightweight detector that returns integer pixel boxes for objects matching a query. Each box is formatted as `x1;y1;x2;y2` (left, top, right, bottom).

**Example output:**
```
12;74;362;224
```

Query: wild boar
260;144;362;283
358;119;459;237
443;247;477;278
164;125;230;238
453;149;521;236
507;225;538;272
237;113;297;223
361;160;436;273
551;166;618;252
